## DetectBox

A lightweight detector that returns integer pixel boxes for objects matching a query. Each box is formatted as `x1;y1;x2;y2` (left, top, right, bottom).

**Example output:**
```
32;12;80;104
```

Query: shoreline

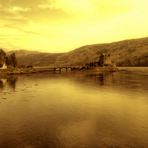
1;67;148;77
0;67;118;76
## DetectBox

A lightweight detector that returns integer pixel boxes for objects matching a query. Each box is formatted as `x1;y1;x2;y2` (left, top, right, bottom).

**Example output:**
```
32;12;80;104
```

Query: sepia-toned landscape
0;0;148;148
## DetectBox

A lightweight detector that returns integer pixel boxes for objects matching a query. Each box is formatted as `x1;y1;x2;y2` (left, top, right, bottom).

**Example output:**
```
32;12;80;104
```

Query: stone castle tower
99;52;112;66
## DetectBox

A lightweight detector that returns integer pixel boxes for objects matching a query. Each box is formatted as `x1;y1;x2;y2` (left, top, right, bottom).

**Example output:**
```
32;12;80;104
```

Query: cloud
0;0;148;52
2;24;41;35
49;0;133;19
0;5;30;21
2;0;47;8
0;0;68;23
9;6;31;13
2;6;31;16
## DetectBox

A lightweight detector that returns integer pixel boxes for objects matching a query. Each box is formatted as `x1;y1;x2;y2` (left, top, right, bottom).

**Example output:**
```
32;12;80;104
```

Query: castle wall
104;53;112;66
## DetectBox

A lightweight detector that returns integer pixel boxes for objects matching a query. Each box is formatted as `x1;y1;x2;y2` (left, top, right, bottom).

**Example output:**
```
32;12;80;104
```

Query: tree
6;53;17;68
0;49;6;68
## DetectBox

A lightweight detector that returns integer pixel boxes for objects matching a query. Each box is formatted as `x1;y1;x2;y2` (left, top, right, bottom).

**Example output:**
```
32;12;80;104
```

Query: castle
99;52;113;66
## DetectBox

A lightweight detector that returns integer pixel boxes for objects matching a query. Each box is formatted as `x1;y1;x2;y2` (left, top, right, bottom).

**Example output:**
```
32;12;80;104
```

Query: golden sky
0;0;148;52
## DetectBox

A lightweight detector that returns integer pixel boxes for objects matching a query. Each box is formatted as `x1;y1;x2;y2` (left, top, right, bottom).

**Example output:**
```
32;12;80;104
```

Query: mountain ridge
5;37;148;66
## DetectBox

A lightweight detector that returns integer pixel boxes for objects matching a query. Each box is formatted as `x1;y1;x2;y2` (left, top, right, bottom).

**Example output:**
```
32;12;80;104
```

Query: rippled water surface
0;68;148;148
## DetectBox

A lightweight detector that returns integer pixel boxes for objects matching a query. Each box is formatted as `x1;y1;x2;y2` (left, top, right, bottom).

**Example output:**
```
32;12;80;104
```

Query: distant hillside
7;37;148;66
8;50;63;66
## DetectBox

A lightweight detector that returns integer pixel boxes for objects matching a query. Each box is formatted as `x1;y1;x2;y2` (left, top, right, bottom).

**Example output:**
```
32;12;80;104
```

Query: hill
7;37;148;66
8;50;63;67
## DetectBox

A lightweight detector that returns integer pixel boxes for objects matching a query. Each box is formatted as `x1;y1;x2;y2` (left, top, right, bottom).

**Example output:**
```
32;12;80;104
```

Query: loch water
0;68;148;148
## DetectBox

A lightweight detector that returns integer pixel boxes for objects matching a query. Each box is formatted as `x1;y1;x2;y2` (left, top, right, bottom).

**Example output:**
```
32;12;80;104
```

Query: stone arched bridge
34;66;84;72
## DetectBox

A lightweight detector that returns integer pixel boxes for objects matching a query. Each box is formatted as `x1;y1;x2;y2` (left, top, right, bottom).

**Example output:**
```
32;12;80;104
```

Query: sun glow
53;0;93;14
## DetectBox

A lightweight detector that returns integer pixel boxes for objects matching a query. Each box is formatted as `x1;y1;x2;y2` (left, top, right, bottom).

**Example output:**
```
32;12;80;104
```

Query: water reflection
0;79;4;89
85;73;114;86
7;76;17;90
0;76;17;91
75;71;148;93
0;70;148;148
